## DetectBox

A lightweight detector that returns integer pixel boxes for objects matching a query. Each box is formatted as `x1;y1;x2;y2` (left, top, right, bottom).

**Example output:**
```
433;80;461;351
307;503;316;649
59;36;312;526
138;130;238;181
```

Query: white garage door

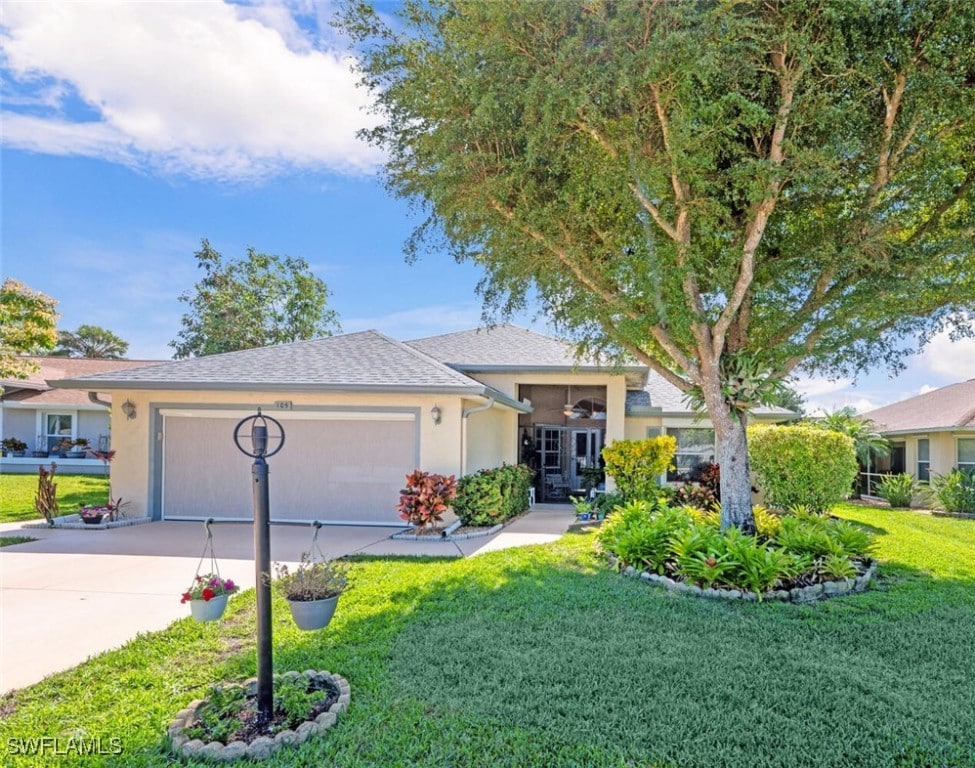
161;411;416;524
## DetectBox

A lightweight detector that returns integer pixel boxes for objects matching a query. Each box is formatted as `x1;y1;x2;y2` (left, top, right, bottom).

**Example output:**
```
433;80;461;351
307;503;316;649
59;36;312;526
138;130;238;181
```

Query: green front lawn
0;473;109;523
1;504;973;767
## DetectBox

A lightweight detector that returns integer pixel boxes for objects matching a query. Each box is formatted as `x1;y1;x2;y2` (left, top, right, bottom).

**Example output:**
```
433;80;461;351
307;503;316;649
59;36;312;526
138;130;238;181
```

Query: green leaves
0;278;58;383
169;239;340;359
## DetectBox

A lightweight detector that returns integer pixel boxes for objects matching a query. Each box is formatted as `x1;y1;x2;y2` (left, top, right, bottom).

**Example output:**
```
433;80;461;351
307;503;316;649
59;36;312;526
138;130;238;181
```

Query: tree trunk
712;407;755;534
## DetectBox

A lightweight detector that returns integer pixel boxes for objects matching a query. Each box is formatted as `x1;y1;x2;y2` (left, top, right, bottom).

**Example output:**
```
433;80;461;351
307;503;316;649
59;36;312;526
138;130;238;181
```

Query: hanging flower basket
189;594;230;623
276;522;348;632
182;520;238;623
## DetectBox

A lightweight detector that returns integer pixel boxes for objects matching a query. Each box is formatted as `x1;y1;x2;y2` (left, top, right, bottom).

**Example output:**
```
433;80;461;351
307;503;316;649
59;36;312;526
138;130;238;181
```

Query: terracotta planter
287;595;339;631
190;594;229;622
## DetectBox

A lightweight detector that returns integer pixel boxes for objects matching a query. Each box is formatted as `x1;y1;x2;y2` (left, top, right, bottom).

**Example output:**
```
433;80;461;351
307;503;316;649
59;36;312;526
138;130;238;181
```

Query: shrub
601;436;676;500
748;424;858;513
590;491;626;518
672;482;719;513
752;505;782;540
599;500;874;596
875;473;922;508
452;464;533;526
397;470;457;528
930;468;975;514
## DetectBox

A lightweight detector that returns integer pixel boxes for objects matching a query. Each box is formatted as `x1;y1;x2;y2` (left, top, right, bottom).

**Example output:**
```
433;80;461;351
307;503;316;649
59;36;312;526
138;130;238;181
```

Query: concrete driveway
0;507;574;694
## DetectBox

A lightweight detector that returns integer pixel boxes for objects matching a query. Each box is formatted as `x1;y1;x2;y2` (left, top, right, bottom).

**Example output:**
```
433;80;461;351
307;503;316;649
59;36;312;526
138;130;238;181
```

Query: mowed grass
0;473;109;523
1;504;973;767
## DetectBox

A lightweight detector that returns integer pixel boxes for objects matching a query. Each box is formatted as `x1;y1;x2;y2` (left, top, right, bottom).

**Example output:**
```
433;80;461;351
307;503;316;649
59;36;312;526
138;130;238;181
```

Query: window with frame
917;438;930;482
958;438;975;472
667;427;715;482
43;413;74;451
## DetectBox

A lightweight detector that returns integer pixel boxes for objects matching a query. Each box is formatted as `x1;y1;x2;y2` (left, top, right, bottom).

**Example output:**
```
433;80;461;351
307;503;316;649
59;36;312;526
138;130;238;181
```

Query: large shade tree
170;240;341;358
341;0;975;531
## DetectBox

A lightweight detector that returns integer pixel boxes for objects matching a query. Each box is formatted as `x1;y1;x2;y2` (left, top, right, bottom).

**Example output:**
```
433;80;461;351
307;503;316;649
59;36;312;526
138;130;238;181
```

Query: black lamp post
233;408;285;722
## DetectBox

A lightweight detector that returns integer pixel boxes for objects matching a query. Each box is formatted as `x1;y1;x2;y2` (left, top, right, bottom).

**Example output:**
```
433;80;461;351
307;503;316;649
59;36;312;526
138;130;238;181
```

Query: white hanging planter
190;594;229;623
287;595;340;631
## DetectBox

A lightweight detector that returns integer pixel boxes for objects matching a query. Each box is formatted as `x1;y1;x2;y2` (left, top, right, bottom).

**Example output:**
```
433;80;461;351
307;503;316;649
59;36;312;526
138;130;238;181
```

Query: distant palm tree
812;407;889;466
53;325;129;359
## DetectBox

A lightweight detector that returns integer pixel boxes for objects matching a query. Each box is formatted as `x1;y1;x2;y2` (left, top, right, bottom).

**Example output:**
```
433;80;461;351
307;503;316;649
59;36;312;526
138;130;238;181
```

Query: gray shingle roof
407;324;611;369
863;379;975;433
51;331;487;393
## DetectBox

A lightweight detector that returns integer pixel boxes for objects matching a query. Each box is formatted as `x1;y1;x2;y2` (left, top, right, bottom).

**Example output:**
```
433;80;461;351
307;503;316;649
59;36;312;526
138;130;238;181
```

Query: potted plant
181;573;239;622
570;495;592;521
79;506;108;525
67;438;90;458
51;438;73;458
276;556;348;631
2;438;27;457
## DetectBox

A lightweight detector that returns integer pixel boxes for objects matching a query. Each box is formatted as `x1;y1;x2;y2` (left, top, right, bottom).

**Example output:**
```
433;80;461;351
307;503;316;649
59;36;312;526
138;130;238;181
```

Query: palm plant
810;407;889;466
54;325;129;359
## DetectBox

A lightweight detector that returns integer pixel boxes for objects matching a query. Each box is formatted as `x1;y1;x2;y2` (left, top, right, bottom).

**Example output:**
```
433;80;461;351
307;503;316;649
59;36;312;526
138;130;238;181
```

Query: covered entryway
158;409;417;525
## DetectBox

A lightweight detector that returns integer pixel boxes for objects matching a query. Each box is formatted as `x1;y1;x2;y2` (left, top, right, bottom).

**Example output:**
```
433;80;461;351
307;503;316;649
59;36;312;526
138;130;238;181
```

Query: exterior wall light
431;405;442;425
121;400;136;420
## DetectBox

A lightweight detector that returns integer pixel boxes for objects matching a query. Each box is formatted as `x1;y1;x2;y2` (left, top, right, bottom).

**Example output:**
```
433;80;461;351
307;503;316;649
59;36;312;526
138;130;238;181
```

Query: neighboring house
0;357;160;475
862;379;975;485
50;325;793;524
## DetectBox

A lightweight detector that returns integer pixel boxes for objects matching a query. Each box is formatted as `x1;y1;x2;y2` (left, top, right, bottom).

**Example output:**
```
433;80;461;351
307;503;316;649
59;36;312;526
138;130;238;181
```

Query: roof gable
863;379;975;433
49;331;487;393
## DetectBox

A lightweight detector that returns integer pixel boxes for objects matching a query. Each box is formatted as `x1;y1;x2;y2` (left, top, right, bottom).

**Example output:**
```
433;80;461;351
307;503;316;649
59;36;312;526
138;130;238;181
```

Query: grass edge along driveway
1;503;973;767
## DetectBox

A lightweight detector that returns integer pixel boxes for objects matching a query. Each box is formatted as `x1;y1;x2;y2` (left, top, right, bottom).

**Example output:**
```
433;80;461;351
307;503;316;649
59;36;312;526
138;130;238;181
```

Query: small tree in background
809;407;889;468
54;325;129;359
170;239;341;359
748;424;857;513
602;436;677;501
0;278;58;387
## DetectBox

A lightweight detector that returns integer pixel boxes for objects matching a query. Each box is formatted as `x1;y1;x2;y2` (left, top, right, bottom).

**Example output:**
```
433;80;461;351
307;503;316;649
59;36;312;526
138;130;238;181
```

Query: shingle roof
407;324;612;369
49;331;489;394
1;357;161;406
863;379;975;433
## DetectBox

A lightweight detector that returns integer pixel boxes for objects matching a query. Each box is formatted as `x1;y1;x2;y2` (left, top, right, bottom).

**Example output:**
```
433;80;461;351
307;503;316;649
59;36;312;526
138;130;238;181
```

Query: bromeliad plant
397;469;457;528
181;573;239;604
597;500;874;598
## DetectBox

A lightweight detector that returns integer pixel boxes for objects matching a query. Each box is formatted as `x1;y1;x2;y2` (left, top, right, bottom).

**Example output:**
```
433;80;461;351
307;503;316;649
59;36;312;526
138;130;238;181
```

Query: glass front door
569;428;605;494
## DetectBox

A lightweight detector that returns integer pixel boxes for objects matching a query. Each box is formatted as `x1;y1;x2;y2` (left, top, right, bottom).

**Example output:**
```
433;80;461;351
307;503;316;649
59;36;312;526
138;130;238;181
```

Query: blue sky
2;0;973;414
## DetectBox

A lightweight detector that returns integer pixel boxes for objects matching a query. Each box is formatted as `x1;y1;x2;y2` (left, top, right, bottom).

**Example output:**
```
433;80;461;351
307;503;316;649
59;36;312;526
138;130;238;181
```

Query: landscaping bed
1;504;973;767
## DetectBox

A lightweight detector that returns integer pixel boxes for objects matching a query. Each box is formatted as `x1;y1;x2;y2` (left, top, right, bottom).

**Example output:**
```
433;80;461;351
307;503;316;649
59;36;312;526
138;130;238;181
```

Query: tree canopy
54;325;129;359
0;278;58;384
170;240;341;359
342;0;975;529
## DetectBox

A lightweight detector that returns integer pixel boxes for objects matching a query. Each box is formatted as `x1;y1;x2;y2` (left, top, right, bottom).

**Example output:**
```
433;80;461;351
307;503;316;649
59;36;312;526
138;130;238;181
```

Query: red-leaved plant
397;470;457;528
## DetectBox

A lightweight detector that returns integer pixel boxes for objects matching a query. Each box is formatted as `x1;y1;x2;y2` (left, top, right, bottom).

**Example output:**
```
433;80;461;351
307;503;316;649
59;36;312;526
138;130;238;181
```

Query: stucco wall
107;389;499;519
465;404;517;474
1;409;36;448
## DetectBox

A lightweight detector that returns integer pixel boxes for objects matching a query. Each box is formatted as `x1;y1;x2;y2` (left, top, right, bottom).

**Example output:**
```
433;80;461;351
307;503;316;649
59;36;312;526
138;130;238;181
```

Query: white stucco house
50;325;792;525
1;357;160;474
862;378;975;485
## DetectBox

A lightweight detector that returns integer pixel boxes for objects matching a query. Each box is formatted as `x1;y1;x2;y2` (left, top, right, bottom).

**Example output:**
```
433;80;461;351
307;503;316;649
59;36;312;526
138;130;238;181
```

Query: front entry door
569;429;604;493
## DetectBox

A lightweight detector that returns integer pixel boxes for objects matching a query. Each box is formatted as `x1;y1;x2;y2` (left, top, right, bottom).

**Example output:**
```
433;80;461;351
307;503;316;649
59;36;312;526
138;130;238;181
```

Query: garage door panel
162;414;415;524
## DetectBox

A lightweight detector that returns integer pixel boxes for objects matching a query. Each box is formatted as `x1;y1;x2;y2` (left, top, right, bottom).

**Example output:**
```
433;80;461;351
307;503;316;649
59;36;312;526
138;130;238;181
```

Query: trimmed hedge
748;424;858;513
452;464;533;527
601;436;676;500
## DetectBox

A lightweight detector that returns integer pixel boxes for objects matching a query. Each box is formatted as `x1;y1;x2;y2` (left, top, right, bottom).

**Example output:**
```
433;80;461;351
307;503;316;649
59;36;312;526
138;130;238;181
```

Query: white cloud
913;330;975;380
917;384;938;395
0;0;382;180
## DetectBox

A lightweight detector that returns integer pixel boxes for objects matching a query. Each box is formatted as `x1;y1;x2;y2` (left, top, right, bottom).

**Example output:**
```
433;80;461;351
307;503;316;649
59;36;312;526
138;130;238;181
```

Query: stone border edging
611;556;877;603
24;514;152;530
168;670;350;762
390;519;506;541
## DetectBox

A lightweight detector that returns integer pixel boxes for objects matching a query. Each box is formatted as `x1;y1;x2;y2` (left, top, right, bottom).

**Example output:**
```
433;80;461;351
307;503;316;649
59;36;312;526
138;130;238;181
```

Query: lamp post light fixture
430;405;442;425
233;408;285;723
121;400;136;420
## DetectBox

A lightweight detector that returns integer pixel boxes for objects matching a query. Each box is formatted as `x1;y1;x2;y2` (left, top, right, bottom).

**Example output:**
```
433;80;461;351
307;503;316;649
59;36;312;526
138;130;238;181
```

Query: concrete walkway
0;507;574;694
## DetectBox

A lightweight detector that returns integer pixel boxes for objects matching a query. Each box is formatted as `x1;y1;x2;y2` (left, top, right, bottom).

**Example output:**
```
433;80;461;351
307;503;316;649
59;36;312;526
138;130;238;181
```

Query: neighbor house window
958;438;975;472
43;413;74;451
667;428;715;482
917;438;930;482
